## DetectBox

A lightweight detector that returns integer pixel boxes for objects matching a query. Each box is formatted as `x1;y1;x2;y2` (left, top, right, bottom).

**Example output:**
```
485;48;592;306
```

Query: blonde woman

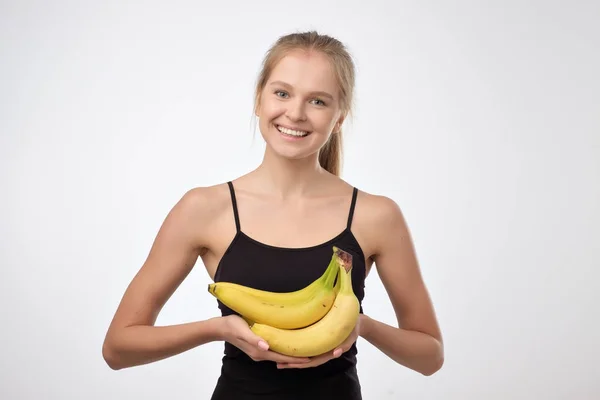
102;31;444;399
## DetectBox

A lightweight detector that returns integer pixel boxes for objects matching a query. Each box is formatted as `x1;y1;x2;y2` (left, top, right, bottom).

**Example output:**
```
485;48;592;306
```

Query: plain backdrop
1;1;599;399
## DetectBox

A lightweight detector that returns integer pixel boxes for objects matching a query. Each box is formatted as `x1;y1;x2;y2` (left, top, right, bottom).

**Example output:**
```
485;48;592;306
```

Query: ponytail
319;131;342;176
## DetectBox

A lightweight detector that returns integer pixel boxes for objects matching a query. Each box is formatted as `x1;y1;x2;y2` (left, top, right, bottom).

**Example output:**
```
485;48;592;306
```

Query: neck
253;147;328;198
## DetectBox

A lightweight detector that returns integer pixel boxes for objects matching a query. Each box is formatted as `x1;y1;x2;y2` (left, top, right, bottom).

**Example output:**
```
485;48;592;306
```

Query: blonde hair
254;31;356;176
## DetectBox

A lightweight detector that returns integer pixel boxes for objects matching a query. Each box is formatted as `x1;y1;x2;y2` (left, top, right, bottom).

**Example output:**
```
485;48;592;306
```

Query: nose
286;99;307;122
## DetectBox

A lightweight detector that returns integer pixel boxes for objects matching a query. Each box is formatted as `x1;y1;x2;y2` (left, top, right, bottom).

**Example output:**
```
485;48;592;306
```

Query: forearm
102;317;223;370
360;314;444;376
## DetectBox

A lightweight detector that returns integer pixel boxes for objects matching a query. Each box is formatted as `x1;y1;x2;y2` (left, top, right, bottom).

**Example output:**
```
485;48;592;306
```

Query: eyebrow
269;80;334;100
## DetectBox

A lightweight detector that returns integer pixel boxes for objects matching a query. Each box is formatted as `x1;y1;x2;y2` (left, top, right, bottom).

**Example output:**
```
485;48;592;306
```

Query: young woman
102;31;444;399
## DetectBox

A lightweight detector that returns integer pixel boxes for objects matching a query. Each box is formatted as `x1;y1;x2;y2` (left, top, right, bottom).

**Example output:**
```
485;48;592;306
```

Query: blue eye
274;90;326;106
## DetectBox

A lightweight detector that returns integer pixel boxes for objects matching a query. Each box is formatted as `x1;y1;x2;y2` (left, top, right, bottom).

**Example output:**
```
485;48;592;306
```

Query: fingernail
334;349;342;357
258;340;269;350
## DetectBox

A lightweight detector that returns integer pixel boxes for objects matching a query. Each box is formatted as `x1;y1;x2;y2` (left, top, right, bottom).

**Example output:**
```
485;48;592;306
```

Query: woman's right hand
221;315;312;366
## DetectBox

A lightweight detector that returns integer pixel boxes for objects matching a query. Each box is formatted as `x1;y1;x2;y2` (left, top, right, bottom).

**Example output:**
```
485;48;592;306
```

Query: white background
1;1;599;399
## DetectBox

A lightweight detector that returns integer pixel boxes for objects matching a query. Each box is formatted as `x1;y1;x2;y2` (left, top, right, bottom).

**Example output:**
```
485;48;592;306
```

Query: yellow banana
207;248;341;329
208;252;338;305
250;247;359;357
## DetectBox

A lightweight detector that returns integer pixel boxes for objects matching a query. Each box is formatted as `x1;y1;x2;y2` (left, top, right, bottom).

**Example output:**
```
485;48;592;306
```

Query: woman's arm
360;195;444;376
102;188;220;370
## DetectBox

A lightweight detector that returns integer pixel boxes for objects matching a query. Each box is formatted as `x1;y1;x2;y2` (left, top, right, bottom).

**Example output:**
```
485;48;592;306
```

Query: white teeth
277;125;309;137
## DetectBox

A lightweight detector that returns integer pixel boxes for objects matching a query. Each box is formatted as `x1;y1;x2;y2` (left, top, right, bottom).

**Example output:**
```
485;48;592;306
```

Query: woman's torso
200;180;374;398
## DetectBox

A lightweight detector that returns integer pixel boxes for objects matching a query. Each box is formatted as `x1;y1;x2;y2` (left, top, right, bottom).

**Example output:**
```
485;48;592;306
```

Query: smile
276;124;311;138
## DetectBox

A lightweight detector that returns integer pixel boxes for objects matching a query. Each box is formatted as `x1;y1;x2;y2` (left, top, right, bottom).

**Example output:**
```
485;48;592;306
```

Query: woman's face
256;50;344;162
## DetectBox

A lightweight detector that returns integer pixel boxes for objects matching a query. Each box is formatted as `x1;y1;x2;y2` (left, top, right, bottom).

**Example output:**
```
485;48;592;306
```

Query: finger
269;352;311;364
278;357;325;369
278;360;318;369
241;331;270;351
273;355;312;364
332;334;356;358
278;362;312;369
278;354;329;369
257;340;269;350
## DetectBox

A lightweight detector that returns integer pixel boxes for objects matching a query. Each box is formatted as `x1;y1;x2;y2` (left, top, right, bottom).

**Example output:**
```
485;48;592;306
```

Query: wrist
358;313;373;339
206;316;228;342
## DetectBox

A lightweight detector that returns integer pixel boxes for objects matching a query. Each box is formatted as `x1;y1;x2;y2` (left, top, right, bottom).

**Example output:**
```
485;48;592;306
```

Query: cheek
259;97;284;119
257;102;280;135
313;113;338;132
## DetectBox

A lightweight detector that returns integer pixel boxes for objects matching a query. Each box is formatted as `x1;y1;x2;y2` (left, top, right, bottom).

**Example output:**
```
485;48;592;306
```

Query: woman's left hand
276;315;362;369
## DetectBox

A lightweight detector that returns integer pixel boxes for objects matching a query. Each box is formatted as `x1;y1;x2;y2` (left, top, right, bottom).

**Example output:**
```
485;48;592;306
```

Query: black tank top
210;181;367;399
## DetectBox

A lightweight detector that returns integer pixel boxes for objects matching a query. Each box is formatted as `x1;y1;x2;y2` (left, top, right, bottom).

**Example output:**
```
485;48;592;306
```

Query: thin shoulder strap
347;187;358;229
227;181;241;232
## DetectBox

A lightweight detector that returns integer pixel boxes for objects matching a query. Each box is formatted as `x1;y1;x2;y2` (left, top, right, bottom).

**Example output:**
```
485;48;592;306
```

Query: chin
267;141;317;160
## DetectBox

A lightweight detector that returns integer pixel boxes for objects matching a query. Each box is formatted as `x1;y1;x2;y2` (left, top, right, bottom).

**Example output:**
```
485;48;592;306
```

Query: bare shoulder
352;189;409;259
177;184;229;218
176;184;232;244
357;191;404;223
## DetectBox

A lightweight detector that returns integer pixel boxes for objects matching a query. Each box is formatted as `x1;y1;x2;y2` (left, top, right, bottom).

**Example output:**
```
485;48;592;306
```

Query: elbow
102;339;124;370
419;339;444;376
421;355;444;376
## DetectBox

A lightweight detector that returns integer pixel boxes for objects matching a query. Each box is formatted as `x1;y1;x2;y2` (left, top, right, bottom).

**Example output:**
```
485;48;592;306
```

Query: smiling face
255;49;345;161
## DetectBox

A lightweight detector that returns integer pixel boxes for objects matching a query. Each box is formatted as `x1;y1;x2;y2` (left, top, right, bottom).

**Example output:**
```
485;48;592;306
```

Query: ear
254;94;261;116
333;113;346;134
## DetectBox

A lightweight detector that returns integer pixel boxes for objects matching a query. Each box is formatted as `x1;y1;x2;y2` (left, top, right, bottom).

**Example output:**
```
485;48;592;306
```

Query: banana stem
333;246;353;273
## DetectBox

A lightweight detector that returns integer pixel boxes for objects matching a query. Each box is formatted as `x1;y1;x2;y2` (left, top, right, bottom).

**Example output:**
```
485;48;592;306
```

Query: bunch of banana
207;246;360;357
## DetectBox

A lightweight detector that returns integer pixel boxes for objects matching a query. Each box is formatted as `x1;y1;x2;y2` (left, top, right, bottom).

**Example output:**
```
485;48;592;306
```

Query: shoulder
174;183;230;217
355;189;405;228
177;183;232;216
357;190;403;221
353;189;410;257
165;182;234;243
